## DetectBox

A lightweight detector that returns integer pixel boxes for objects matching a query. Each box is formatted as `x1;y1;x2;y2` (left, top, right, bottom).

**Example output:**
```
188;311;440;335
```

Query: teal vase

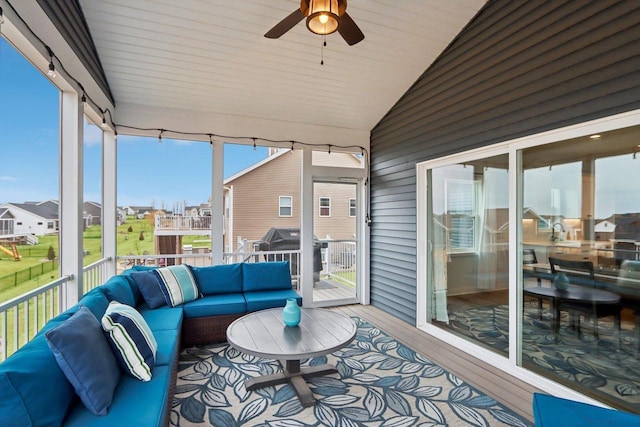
282;298;301;327
553;272;570;291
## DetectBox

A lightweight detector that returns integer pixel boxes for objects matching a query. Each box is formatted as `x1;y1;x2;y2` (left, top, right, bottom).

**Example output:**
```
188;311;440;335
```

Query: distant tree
139;231;145;241
47;246;56;260
127;225;133;233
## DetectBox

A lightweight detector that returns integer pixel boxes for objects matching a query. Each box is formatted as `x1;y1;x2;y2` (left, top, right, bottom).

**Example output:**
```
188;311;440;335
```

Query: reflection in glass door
426;155;510;356
312;181;358;304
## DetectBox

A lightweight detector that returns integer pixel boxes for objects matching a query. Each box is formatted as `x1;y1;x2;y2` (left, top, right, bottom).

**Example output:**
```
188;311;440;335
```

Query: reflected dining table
523;285;620;340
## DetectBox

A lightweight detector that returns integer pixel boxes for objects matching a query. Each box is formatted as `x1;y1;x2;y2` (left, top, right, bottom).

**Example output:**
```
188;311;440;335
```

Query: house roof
6;202;59;220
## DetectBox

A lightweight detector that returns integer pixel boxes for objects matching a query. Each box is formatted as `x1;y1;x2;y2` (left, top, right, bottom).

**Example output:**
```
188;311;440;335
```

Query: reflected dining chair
523;248;544;319
549;257;621;341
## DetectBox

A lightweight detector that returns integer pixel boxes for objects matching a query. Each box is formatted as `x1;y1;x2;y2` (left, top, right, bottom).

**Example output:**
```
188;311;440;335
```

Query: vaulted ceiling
15;1;488;146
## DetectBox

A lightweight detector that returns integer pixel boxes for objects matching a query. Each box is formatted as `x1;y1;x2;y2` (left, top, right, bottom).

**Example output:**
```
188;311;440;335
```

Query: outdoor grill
256;227;324;282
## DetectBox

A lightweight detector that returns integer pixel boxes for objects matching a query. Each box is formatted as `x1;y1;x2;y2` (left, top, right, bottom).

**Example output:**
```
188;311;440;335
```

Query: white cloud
0;176;17;181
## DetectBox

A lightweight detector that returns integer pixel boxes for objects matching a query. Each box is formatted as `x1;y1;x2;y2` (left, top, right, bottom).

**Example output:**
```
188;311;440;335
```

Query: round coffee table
226;307;357;407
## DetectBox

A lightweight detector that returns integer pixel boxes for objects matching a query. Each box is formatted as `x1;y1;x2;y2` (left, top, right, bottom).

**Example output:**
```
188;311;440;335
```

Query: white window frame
444;178;481;254
415;109;640;404
319;197;331;217
279;196;293;217
349;198;356;217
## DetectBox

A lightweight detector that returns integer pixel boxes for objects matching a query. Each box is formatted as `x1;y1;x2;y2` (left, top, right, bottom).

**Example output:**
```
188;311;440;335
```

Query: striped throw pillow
102;301;157;381
153;264;200;307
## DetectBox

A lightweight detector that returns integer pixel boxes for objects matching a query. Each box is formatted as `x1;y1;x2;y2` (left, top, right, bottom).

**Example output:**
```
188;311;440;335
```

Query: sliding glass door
425;155;510;356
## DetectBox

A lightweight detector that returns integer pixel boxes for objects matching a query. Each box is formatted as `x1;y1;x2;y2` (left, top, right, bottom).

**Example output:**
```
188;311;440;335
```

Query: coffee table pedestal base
244;359;336;407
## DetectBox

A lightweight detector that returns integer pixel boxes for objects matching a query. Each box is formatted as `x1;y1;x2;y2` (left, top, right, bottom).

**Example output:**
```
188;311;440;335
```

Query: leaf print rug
170;317;531;427
448;304;640;413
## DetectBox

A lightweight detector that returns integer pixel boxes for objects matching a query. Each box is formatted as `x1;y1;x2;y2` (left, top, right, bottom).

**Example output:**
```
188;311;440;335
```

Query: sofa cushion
189;263;243;294
243;289;302;312
63;365;172;427
132;270;167;309
139;304;184;332
242;261;293;292
100;274;137;307
154;264;200;307
182;294;247;318
45;306;121;416
0;335;76;427
153;330;181;367
102;302;157;382
532;393;640;426
73;287;111;320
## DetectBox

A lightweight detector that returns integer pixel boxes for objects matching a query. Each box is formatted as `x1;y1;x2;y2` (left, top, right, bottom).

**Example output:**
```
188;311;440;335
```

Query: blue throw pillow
242;261;293;292
45;306;121;416
189;263;243;294
102;301;157;381
153;265;200;307
131;270;167;309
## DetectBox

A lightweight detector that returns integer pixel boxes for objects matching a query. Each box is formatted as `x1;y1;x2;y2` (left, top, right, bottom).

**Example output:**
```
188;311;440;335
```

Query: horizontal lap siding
369;0;640;324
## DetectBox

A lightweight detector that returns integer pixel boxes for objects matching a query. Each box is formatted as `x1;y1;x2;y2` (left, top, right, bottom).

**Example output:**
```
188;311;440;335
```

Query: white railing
0;257;114;361
83;257;113;293
322;240;356;286
155;215;212;231
0;275;71;362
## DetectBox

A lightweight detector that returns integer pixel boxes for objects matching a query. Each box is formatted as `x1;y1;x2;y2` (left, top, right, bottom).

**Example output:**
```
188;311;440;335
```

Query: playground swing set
0;243;21;261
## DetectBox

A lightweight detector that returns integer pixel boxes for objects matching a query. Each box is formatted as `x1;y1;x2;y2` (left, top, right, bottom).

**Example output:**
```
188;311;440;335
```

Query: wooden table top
226;308;357;360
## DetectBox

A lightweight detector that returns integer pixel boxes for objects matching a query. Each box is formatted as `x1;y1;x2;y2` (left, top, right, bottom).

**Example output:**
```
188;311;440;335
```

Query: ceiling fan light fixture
306;0;339;35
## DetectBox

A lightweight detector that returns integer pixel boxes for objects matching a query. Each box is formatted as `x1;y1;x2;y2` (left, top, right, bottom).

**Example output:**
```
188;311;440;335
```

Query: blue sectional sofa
0;261;301;427
532;393;640;426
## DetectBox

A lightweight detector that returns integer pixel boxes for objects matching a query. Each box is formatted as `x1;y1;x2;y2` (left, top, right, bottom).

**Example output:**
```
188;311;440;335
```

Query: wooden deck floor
330;304;540;423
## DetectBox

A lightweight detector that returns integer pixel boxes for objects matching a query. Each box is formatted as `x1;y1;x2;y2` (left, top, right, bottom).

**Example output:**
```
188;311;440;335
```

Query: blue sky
0;37;268;208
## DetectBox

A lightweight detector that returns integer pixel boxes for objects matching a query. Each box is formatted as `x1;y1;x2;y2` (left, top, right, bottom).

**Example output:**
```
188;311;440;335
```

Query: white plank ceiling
78;0;486;145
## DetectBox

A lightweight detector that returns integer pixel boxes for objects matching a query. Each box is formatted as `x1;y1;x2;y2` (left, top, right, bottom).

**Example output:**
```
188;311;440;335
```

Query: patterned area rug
448;305;640;412
171;318;531;427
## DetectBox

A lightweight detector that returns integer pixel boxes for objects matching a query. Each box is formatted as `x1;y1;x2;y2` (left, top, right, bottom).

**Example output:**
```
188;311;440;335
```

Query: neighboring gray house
83;201;102;226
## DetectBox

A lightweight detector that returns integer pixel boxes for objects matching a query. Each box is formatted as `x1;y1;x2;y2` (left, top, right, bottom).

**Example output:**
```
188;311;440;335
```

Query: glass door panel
426;155;510;356
312;181;358;304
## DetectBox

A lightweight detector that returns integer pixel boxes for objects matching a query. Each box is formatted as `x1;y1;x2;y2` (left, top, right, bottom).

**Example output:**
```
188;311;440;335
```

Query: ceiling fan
265;0;365;46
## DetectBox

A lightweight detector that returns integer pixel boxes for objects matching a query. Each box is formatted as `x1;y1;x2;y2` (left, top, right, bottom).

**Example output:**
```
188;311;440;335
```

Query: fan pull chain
321;35;326;65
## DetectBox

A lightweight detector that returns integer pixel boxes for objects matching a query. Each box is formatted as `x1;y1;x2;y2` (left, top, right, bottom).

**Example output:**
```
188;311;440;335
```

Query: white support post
300;148;314;305
102;130;117;277
59;91;84;304
211;140;224;265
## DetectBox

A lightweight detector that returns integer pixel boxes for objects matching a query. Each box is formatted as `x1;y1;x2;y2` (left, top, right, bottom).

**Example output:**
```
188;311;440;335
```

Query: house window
37;222;43;225
279;196;292;217
17;222;23;225
445;179;479;252
319;197;331;217
47;222;55;229
349;198;356;217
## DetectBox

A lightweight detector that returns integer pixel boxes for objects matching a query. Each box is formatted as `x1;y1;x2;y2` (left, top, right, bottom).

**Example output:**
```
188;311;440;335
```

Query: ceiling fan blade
264;9;305;39
338;12;364;45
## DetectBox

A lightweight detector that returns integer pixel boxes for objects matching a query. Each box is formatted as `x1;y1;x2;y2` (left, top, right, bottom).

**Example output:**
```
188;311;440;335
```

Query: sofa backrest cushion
242;261;293;292
45;306;121;416
120;270;143;305
153;265;200;307
100;275;137;307
102;301;157;381
132;270;167;309
0;335;76;427
75;287;111;320
190;263;243;295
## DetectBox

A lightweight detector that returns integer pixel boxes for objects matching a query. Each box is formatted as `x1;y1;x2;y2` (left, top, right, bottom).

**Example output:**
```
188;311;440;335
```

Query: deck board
330;304;539;422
